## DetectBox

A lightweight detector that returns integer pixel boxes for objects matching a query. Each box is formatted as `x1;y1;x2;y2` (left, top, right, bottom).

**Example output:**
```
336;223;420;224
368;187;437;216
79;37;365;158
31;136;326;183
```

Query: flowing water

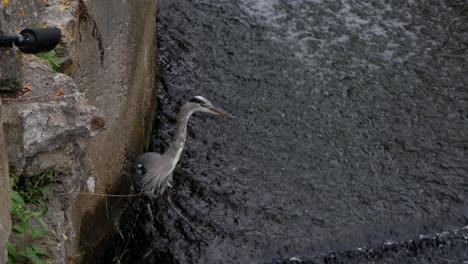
110;0;468;263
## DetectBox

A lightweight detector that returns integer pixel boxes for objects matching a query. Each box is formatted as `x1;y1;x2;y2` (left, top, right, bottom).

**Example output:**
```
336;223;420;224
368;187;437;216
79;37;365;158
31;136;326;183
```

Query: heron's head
189;96;235;119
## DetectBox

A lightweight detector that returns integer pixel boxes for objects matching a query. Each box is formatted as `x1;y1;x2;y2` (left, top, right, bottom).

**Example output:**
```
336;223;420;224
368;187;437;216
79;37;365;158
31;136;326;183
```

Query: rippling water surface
112;1;468;263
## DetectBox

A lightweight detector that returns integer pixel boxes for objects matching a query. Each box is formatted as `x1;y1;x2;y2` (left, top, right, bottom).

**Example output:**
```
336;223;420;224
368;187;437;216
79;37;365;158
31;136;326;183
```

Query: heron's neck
166;104;195;164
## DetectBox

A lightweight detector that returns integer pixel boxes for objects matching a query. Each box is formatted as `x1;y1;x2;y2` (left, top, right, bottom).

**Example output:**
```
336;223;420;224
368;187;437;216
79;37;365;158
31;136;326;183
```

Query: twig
115;208;141;263
58;191;144;197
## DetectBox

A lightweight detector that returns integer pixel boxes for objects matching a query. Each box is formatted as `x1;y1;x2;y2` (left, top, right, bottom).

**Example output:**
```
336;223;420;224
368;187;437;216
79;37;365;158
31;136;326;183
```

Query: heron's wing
167;172;174;188
140;165;172;194
132;152;161;193
134;152;173;194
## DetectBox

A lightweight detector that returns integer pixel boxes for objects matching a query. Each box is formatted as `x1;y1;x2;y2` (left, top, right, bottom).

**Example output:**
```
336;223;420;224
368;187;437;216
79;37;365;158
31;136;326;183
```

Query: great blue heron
132;96;234;195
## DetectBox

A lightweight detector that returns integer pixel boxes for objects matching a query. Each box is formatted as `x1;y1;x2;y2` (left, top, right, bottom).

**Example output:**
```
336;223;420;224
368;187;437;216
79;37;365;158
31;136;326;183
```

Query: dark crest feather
189;97;206;104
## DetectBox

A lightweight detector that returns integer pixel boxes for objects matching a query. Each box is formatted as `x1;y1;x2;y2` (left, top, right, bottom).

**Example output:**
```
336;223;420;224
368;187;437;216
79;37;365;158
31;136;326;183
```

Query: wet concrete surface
110;0;468;263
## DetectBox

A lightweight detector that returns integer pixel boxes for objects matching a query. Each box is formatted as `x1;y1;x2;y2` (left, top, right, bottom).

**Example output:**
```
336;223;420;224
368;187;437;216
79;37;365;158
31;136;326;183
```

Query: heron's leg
166;194;208;244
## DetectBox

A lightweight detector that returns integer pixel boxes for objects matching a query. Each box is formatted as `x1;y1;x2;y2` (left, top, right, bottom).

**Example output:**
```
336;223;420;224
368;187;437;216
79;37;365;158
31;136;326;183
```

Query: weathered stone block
0;18;22;92
0;1;107;263
0;48;22;92
43;0;80;76
2;56;105;176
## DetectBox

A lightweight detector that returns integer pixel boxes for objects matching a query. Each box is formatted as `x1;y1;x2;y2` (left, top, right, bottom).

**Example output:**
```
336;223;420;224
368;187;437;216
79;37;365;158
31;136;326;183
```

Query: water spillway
111;1;468;263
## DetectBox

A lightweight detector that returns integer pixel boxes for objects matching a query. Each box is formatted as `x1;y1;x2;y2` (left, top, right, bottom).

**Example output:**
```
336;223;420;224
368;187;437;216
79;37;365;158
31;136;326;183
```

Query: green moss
35;49;61;73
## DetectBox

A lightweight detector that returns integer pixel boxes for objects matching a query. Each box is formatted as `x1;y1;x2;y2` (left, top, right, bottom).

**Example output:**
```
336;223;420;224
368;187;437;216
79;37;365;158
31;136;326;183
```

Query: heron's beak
205;105;236;119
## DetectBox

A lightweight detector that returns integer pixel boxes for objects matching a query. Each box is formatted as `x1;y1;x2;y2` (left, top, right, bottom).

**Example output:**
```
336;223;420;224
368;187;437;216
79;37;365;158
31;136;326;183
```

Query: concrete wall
73;0;157;258
0;100;10;264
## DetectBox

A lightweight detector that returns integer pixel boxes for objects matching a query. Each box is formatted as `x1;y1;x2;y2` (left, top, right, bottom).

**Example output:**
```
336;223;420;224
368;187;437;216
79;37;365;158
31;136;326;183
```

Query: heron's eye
189;97;206;104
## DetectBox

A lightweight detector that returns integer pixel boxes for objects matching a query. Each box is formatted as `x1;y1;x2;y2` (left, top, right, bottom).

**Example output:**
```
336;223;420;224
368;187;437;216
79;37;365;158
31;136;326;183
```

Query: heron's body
132;96;233;195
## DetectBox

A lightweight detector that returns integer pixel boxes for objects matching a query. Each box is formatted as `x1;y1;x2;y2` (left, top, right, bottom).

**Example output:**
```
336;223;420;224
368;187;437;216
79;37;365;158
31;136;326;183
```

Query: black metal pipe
0;27;61;54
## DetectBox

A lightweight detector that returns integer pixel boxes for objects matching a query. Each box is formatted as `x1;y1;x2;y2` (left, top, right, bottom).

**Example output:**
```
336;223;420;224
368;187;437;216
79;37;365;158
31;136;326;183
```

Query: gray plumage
132;96;234;195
